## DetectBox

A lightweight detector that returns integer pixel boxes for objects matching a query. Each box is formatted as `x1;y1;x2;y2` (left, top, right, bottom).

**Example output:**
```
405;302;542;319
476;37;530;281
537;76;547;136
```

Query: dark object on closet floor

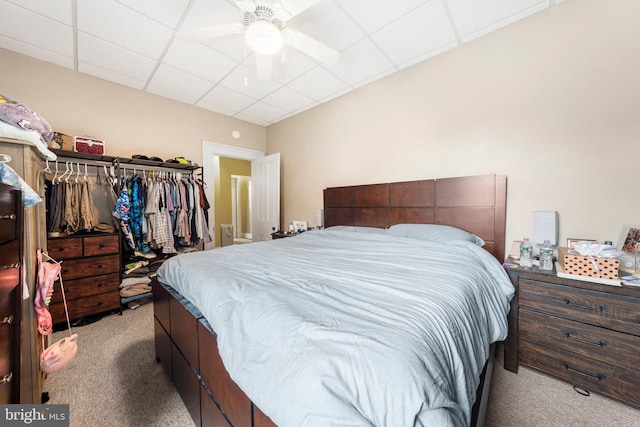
41;392;49;404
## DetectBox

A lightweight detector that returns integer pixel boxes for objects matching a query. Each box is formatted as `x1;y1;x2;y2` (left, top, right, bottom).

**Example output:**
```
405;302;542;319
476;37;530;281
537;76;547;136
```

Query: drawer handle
0;214;16;220
561;297;607;312
1;263;20;270
562;362;605;381
0;315;14;325
560;328;607;348
0;372;12;384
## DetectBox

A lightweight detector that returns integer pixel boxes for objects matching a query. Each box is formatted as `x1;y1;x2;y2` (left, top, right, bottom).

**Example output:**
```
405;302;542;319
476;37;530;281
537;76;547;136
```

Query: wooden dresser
46;233;120;324
504;265;640;409
0;183;23;403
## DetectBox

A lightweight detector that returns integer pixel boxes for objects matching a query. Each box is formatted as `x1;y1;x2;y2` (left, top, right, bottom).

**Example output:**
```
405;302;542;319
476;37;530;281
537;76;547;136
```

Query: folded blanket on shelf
120;284;152;297
0;94;53;143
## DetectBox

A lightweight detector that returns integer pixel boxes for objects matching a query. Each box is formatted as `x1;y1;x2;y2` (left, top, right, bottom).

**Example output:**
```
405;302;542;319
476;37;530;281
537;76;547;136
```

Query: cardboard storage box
558;247;619;280
51;132;74;151
74;136;105;155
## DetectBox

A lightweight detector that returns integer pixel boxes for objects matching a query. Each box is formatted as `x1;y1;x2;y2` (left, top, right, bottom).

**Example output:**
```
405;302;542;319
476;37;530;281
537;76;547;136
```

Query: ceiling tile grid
0;0;568;126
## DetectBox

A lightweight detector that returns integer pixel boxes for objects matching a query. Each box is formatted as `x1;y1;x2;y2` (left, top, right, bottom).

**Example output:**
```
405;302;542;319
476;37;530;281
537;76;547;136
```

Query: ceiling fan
176;0;340;80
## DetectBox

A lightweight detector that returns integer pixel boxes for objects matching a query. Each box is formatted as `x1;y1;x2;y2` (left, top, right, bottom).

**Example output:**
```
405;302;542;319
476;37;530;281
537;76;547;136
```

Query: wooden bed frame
152;174;507;427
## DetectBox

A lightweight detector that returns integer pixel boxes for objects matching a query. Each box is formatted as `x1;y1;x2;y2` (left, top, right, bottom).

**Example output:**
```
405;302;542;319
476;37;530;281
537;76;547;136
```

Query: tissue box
74;136;105;155
558;247;619;280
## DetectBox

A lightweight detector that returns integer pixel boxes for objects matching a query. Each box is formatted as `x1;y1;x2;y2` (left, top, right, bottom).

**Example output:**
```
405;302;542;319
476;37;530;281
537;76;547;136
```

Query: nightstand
503;263;640;410
271;231;298;239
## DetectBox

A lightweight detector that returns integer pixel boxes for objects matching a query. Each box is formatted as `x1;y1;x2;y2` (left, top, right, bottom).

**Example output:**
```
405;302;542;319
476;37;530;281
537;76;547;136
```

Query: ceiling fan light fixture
245;20;283;55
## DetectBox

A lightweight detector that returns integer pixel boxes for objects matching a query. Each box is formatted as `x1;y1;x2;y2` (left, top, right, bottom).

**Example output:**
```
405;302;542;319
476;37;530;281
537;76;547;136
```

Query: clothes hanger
0;153;11;163
53;161;60;184
75;162;81;183
44;159;53;174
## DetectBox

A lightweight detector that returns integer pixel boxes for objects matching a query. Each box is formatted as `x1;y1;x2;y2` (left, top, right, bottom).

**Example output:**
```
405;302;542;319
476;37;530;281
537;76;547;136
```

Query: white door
251;153;280;241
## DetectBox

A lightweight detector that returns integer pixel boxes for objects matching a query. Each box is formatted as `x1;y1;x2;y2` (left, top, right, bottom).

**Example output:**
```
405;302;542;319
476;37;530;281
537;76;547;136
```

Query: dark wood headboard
323;174;507;261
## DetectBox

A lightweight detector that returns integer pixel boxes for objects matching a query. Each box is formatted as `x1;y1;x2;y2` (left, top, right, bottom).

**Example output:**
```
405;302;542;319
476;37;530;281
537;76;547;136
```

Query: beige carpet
45;303;640;427
45;303;195;427
485;345;640;427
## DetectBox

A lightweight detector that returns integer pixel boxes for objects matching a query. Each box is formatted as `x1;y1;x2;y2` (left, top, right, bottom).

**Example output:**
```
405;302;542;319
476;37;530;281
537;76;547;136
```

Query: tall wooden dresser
0;183;23;403
1;138;48;404
504;265;640;410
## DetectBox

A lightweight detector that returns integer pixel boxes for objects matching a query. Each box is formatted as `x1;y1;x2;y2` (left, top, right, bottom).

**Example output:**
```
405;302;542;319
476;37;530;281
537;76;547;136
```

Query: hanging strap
39;251;73;349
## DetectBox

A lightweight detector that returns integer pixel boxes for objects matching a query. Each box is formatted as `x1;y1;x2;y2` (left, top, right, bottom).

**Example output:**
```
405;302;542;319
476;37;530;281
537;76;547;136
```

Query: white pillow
326;226;387;234
386;224;485;246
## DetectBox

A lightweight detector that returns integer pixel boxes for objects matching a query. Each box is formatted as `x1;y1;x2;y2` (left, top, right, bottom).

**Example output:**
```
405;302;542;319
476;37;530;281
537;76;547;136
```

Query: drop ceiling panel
326;38;394;86
287;66;349;101
78;62;146;90
0;2;73;56
150;64;215;99
77;0;173;58
288;1;364;52
5;0;73;25
235;101;288;124
336;0;429;34
78;32;157;81
262;86;315;112
116;0;190;29
198;85;256;111
0;0;568;126
163;39;238;82
447;0;550;41
371;0;457;66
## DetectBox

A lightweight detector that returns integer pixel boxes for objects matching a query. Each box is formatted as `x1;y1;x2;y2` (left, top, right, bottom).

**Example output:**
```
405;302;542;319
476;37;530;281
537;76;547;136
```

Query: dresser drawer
83;234;119;256
47;238;83;259
520;339;640;409
519;308;640;373
59;254;120;280
50;273;120;304
519;279;640;336
50;290;120;323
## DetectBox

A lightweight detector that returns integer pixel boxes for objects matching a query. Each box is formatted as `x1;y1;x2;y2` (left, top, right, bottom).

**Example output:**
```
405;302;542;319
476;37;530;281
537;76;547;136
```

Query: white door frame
202;140;264;250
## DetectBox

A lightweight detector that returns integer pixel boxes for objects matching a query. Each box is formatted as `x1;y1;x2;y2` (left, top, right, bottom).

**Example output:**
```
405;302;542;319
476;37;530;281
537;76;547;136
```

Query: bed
151;174;512;427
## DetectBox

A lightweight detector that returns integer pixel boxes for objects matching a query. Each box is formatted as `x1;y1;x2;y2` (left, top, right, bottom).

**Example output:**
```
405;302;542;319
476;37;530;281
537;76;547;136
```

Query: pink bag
37;250;78;374
40;334;78;374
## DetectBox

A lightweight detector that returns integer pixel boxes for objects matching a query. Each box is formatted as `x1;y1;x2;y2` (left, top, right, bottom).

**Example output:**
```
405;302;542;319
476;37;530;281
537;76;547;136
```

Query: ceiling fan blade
235;0;257;13
279;0;321;19
282;27;339;64
256;54;273;80
176;23;245;42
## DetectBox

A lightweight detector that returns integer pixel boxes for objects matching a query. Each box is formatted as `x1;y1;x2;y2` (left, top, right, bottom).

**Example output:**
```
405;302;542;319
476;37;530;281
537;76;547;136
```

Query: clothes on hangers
114;172;211;255
45;163;99;233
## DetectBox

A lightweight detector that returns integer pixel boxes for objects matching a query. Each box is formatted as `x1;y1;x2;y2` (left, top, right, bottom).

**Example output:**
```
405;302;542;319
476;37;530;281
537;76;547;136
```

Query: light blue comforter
157;229;514;426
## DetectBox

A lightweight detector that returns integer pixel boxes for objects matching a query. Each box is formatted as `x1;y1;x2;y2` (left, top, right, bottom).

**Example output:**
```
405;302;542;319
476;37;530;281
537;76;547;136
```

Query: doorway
202;141;263;249
230;174;252;244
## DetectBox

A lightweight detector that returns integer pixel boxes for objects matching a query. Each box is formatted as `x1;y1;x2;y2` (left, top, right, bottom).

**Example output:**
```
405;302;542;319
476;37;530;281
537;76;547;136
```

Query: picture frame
292;220;308;232
619;225;640;253
566;238;596;248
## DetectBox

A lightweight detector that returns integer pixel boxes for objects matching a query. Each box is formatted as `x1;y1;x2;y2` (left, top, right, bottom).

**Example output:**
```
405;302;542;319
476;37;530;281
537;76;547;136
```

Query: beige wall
0;49;267;168
268;0;640;251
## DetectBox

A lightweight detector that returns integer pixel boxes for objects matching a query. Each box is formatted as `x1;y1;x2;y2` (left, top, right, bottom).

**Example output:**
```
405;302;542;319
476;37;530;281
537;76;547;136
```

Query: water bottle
539;239;554;271
520;238;533;267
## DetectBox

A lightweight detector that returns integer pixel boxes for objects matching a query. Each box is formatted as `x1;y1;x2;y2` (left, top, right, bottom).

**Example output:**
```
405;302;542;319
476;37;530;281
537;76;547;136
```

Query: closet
47;149;206;317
